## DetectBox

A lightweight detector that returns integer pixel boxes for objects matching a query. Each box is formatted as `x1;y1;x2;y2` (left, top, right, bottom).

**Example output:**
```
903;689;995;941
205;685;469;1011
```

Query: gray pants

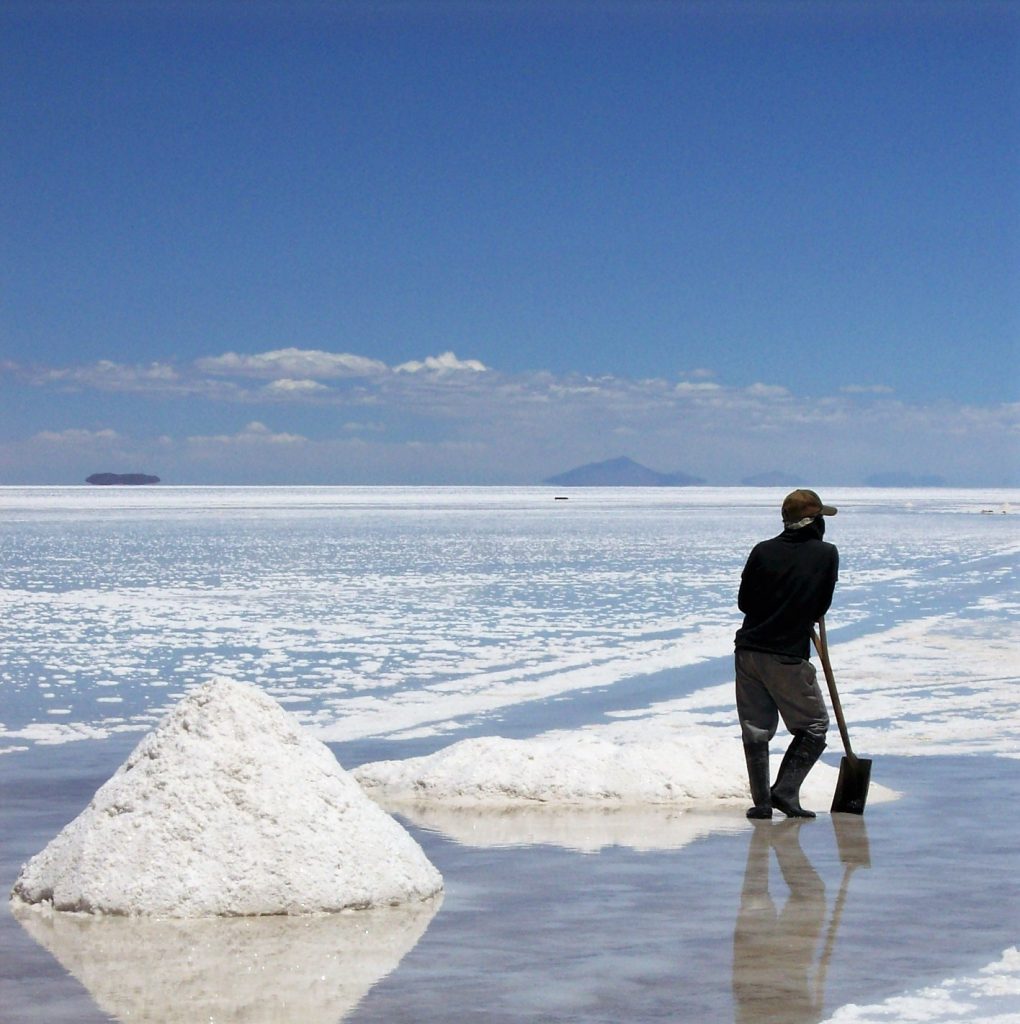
735;648;829;745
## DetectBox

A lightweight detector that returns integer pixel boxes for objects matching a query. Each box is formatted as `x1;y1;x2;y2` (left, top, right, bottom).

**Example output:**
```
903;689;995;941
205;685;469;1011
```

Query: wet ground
1;739;1017;1023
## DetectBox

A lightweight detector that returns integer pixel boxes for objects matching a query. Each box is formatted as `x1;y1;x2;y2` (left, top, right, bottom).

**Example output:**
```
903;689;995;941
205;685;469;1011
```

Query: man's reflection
732;816;870;1024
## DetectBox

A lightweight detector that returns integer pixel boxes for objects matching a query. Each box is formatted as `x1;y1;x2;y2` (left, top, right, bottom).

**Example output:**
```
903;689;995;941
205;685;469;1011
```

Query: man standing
735;490;839;819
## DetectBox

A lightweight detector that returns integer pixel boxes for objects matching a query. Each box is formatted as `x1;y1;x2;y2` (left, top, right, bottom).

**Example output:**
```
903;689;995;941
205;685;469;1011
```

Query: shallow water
2;743;1017;1023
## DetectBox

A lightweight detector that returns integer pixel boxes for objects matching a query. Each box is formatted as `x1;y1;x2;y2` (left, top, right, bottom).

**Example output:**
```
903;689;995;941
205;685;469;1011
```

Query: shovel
811;618;872;815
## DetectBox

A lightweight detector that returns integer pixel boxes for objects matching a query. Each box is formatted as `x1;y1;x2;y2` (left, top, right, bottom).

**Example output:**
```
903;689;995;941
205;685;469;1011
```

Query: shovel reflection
732;815;870;1024
12;896;441;1024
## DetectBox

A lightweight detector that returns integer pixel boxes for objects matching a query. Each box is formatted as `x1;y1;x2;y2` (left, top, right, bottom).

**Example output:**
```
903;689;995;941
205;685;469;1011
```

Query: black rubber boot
743;741;773;819
770;732;826;818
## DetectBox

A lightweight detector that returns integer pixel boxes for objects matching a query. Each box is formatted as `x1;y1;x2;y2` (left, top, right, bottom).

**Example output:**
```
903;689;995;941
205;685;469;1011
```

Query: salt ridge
353;729;899;816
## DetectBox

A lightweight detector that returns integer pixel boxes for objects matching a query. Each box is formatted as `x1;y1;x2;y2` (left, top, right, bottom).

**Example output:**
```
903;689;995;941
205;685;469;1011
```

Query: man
735;489;838;819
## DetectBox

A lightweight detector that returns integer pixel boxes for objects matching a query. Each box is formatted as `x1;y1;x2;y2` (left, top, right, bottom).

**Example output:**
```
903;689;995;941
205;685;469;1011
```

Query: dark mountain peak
543;457;705;487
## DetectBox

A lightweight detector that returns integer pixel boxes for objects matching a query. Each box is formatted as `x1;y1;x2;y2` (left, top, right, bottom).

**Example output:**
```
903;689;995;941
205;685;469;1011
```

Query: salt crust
10;678;443;916
821;946;1020;1024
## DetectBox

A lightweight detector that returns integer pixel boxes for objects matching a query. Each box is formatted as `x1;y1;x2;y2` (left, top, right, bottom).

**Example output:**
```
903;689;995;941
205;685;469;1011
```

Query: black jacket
734;520;839;660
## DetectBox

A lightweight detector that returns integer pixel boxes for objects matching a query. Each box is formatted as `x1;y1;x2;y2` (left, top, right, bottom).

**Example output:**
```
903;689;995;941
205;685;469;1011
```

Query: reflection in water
732;816;870;1024
387;802;746;852
387;802;745;851
13;896;441;1024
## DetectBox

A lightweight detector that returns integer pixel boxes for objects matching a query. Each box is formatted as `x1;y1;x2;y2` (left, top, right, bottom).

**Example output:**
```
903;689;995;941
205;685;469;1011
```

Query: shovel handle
812;617;857;761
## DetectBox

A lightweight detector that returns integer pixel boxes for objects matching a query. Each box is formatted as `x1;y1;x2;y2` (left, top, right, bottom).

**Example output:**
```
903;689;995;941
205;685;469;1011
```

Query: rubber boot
770;732;826;818
743;741;773;820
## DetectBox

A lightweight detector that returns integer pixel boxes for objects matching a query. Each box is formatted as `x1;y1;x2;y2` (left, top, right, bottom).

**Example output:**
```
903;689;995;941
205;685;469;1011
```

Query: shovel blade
831;755;872;815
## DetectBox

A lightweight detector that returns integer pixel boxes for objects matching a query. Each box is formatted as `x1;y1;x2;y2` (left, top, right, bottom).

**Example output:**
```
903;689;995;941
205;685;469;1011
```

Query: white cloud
342;421;386;433
33;428;120;444
38;361;181;390
840;383;895;394
196;348;387;380
6;348;1019;485
394;351;488;374
263;378;331;396
187;422;307;446
549;382;605;397
744;383;791;398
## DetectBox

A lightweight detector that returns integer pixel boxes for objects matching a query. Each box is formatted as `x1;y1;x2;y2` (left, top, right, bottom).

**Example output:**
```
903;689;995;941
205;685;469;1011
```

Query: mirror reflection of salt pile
13;900;439;1024
11;678;443;916
354;730;898;851
389;804;747;853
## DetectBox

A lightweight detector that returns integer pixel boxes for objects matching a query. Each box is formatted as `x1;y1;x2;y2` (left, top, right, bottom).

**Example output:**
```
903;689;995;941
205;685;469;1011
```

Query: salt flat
1;485;1017;1022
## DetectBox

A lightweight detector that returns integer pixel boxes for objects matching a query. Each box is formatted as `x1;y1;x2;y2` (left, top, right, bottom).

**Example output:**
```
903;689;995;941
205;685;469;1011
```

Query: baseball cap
782;489;838;524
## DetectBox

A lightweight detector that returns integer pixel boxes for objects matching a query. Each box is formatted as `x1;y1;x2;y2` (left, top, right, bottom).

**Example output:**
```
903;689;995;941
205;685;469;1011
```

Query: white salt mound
354;732;749;806
11;679;442;916
353;731;899;811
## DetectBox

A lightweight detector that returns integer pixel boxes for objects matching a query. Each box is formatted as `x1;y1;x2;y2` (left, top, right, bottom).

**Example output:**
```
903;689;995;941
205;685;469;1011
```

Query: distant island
86;473;161;486
544;457;705;487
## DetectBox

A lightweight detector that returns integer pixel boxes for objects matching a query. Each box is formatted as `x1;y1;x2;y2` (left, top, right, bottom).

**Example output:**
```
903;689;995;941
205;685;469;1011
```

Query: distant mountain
739;471;804;487
543;457;706;487
86;473;161;486
863;472;946;487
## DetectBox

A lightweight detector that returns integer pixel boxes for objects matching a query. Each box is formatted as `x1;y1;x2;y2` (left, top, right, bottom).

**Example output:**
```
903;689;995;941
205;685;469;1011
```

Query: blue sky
2;0;1017;485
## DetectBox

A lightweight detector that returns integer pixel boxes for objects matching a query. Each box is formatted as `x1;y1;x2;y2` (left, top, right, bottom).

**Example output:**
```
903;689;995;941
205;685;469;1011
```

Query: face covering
785;515;825;537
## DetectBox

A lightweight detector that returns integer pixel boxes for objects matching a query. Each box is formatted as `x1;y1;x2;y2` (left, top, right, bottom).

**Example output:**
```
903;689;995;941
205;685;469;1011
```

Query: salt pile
11;678;442;916
355;732;748;806
353;730;899;815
